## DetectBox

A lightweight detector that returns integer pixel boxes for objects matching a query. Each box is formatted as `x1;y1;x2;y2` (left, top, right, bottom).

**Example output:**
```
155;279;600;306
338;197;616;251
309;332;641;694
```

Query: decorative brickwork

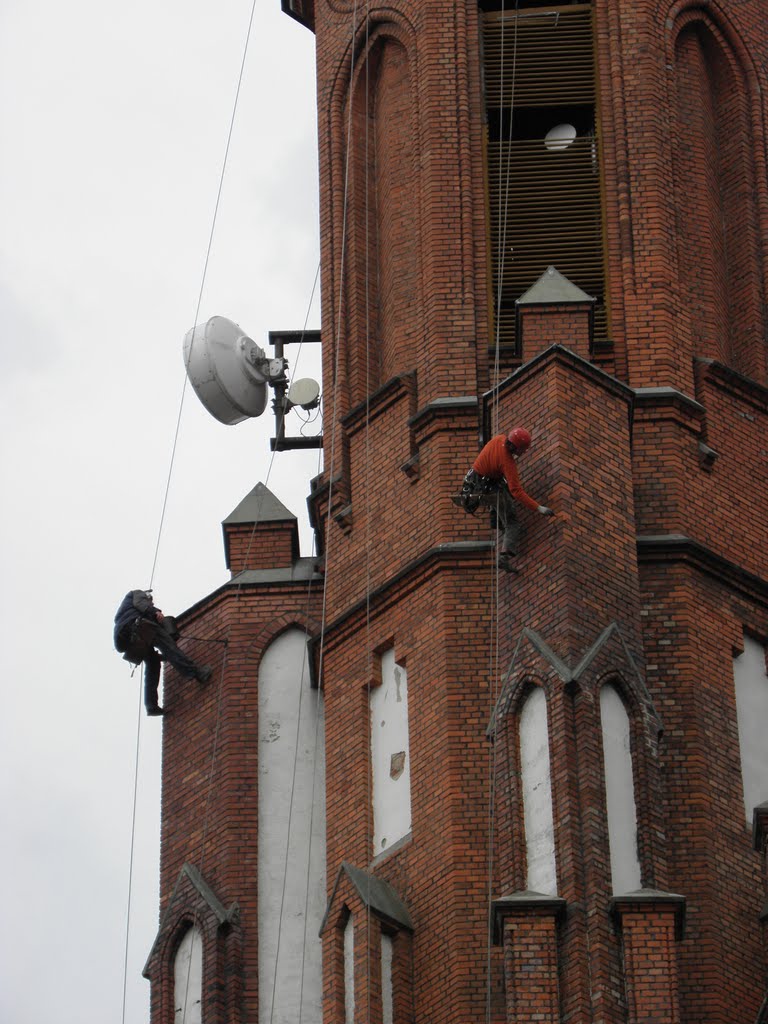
611;890;686;1024
147;500;323;1022
152;2;768;1021
492;892;567;1023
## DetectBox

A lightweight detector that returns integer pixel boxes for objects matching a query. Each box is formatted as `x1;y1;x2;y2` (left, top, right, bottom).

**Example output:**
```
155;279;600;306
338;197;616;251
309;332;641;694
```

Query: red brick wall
500;913;561;1021
345;32;421;405
318;556;503;1024
146;580;323;1022
224;521;296;574
518;304;593;363
309;2;768;1021
671;14;767;384
151;2;768;1021
637;561;768;1022
614;900;684;1024
596;0;768;394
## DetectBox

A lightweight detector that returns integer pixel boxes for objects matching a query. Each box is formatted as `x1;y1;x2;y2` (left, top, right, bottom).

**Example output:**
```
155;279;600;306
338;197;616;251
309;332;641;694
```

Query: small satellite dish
183;316;283;425
286;377;321;410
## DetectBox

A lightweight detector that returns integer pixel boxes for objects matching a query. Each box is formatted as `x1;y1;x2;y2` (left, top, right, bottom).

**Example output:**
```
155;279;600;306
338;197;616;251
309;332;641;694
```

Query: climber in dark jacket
114;590;212;716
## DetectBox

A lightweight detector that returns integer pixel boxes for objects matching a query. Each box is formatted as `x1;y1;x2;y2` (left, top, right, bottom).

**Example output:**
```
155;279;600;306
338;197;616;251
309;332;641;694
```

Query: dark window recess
482;3;608;360
280;0;315;31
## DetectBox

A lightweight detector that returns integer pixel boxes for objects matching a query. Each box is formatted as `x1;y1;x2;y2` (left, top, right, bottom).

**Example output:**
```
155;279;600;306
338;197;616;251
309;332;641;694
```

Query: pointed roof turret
516;265;595;306
222;482;299;574
223;481;296;525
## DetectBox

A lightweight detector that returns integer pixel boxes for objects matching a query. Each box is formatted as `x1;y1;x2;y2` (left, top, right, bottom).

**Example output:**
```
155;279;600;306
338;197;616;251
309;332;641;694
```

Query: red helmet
506;427;531;453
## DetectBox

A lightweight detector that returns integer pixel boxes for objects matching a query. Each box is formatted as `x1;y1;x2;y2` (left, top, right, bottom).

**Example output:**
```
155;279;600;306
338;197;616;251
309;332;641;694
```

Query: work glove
538;505;555;516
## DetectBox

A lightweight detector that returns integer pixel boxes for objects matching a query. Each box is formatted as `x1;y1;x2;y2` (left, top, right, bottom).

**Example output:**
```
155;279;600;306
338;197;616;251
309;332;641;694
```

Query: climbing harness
452;470;499;515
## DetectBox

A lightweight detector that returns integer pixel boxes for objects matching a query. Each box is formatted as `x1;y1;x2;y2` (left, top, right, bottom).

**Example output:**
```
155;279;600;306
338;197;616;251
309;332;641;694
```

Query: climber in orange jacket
460;426;554;571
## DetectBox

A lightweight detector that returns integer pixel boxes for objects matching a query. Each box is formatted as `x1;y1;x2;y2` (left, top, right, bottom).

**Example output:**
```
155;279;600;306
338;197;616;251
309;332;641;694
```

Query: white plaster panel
344;915;355;1024
381;933;394;1024
734;635;768;823
371;649;412;853
258;629;326;1023
519;687;557;895
600;684;641;894
174;926;202;1024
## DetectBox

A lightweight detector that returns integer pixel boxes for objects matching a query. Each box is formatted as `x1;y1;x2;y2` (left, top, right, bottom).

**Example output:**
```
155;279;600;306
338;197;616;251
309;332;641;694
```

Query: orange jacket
472;434;540;511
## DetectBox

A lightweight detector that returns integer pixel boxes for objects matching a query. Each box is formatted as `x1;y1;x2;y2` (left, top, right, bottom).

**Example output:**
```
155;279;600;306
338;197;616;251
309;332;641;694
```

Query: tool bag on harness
115;618;157;665
456;469;498;515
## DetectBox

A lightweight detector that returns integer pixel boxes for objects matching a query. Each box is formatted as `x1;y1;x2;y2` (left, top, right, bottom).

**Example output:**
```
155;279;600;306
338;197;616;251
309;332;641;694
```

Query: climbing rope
486;4;520;1022
267;299;328;1024
118;1;277;1020
273;5;374;1017
361;10;375;1023
119;683;145;1024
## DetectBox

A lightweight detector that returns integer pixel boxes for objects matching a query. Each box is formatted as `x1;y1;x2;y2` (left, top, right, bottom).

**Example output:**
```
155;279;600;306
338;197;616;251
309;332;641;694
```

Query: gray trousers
463;471;521;555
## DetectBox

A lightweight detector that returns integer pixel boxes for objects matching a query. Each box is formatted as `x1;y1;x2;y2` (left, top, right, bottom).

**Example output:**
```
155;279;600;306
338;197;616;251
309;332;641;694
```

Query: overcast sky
0;3;321;1021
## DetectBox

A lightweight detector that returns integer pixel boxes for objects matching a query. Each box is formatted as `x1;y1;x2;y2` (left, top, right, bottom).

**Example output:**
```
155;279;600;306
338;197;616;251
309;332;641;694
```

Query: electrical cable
120;2;267;1020
295;437;328;1024
292;4;367;1020
148;0;261;593
270;0;364;1002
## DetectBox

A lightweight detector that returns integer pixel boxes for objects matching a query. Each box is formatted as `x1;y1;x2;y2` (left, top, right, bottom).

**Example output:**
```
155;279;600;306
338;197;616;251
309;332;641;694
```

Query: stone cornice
696;358;768;414
489;621;656;735
632;386;705;419
637;534;768;608
482;344;632;442
321;861;413;936
342;371;417;436
609;888;686;940
491;891;567;944
408;395;478;433
313;541;494;655
176;558;324;626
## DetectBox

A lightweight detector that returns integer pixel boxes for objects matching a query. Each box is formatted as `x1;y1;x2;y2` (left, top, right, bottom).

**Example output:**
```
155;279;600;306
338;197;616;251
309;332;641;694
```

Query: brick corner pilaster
610;888;686;1024
491;891;567;1023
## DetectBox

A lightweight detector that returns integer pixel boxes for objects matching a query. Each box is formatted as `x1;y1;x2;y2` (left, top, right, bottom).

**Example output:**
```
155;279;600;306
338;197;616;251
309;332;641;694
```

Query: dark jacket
114;590;157;650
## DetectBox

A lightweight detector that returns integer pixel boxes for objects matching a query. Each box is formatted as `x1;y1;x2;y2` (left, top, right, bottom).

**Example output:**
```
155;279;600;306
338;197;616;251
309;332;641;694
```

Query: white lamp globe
544;123;577;151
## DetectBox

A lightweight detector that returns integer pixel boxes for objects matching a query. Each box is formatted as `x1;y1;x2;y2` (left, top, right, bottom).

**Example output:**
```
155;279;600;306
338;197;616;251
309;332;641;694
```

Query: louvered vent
483;4;607;358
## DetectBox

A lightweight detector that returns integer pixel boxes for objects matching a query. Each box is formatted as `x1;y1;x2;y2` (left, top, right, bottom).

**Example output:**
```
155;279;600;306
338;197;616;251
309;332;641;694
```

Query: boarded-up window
733;636;768;823
258;629;326;1021
381;932;394;1024
519;686;557;894
371;649;412;854
174;926;202;1024
600;684;641;894
344;915;355;1024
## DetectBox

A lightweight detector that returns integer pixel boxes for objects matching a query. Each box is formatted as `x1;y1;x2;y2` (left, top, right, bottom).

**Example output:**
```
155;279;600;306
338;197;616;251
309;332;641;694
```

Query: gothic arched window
519;686;557;894
173;925;202;1024
599;683;641;894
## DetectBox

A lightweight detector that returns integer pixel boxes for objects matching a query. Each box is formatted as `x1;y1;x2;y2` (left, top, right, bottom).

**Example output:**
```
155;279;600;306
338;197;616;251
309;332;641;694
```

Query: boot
196;665;213;684
497;553;518;574
146;705;165;717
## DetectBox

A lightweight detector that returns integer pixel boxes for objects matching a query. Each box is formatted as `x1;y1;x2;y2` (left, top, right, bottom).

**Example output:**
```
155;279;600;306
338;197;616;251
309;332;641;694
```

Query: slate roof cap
223;481;296;525
516;265;595;305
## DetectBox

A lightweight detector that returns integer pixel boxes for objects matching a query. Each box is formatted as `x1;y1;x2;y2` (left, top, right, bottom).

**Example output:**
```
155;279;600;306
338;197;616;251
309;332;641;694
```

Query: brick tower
146;2;768;1023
